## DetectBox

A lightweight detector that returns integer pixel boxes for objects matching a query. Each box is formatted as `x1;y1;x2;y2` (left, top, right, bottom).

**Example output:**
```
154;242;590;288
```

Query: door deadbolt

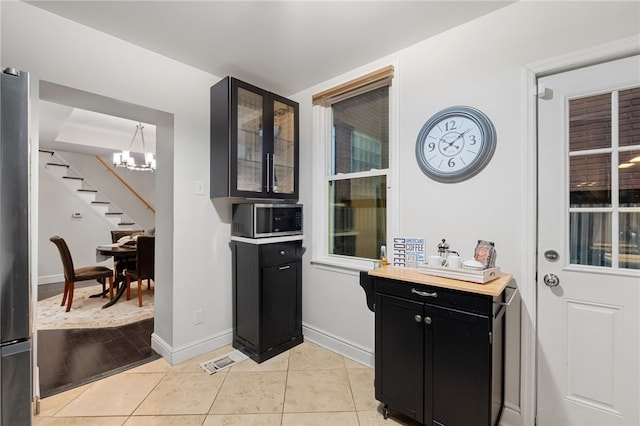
543;273;560;287
544;250;559;262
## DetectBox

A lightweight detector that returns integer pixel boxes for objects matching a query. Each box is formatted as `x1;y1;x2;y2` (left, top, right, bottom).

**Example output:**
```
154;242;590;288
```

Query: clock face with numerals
415;106;496;183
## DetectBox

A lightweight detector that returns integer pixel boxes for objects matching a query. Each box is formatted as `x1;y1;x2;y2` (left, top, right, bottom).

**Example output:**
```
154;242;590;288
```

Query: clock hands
441;128;471;151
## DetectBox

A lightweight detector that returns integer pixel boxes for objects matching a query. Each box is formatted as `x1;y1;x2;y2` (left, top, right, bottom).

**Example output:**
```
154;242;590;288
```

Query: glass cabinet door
272;99;296;195
236;87;264;193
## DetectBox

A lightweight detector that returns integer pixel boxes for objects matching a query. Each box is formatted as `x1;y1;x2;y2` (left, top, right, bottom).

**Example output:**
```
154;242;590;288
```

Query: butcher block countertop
368;266;512;297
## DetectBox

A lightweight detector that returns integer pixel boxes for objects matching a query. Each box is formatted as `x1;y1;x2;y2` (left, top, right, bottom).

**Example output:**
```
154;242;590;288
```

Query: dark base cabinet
362;271;507;426
231;240;303;363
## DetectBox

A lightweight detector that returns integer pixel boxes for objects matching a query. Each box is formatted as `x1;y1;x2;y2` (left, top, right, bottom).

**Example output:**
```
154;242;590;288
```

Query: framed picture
474;240;496;269
392;237;426;268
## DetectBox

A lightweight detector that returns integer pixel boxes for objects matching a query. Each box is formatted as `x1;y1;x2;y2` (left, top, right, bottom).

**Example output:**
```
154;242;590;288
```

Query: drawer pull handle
279;265;291;270
280;250;285;255
411;288;438;298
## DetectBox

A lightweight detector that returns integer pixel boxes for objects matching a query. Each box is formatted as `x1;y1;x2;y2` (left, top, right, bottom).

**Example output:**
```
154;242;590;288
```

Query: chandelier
112;123;156;171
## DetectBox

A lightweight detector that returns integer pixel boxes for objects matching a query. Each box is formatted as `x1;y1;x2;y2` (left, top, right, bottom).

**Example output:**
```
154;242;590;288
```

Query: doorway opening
34;80;173;397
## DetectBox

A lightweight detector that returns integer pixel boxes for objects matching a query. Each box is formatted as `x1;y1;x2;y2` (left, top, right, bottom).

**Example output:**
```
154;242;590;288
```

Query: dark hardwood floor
37;282;159;398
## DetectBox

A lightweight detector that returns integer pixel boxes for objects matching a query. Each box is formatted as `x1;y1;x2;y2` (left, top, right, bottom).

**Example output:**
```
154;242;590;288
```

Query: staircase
39;149;139;230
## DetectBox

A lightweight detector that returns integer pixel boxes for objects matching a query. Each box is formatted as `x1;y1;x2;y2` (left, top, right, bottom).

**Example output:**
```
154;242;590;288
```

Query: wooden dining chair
125;235;155;307
49;236;114;312
110;229;144;244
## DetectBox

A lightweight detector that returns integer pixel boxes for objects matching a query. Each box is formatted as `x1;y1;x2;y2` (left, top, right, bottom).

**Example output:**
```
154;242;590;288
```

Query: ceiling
27;0;514;155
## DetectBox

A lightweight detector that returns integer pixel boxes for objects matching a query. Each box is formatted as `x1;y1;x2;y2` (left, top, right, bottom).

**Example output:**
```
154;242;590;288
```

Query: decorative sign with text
392;237;426;268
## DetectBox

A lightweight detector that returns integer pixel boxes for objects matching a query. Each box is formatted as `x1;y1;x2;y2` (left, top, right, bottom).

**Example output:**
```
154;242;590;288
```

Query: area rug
37;284;154;330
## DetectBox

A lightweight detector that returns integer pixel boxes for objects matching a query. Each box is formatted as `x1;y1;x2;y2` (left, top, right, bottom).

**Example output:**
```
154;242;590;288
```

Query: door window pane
620;212;640;270
237;88;263;192
570;212;611;267
619;87;640;147
570;153;611;207
329;176;386;259
273;100;296;194
619;149;640;207
569;93;611;151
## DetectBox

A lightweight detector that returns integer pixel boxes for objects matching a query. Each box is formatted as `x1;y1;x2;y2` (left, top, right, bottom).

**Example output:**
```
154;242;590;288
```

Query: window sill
310;256;377;276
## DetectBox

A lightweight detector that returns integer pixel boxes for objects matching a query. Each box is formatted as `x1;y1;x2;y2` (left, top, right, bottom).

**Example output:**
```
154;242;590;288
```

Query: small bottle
380;245;388;266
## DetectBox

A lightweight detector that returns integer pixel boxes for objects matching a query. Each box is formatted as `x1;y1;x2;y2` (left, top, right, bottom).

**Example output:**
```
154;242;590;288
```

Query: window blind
312;65;394;107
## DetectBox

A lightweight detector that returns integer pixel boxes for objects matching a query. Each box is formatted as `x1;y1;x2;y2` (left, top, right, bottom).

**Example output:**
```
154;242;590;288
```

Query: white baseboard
151;328;233;366
302;323;374;368
151;324;373;368
38;274;63;285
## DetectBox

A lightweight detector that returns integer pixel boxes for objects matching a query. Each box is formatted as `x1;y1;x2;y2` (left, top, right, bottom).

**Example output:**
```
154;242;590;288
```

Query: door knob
543;273;560;287
414;314;422;323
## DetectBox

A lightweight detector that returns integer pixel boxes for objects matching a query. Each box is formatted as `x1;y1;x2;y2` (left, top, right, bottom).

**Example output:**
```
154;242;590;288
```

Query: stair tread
77;189;98;193
46;162;70;168
62;176;83;180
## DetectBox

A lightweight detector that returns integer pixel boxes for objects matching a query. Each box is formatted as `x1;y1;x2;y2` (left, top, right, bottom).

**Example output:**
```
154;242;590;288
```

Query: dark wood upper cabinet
210;77;299;200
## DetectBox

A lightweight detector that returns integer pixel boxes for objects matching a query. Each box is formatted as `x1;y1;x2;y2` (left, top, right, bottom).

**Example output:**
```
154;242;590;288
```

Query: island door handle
414;314;422;323
411;288;438;298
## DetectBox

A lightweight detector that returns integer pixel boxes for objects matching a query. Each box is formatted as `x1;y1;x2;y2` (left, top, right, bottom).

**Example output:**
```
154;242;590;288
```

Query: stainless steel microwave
232;203;303;238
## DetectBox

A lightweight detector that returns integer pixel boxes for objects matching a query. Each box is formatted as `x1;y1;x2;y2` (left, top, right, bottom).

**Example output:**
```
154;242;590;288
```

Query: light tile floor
35;341;419;426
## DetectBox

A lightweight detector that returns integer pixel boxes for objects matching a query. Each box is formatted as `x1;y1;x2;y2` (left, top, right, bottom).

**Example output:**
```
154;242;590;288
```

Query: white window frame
311;63;399;273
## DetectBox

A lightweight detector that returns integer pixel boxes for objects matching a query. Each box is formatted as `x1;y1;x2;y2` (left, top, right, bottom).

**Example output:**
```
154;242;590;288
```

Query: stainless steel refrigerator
0;67;32;425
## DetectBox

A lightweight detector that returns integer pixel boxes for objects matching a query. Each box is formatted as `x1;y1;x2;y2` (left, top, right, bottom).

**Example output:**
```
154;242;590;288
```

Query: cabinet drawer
261;241;302;267
373;277;492;316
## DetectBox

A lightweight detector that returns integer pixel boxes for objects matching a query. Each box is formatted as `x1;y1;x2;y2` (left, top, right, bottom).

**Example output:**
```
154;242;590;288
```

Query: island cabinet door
425;304;491;426
375;293;426;424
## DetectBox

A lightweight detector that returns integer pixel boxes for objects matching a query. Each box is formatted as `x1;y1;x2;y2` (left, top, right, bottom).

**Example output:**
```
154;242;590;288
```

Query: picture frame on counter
392;237;426;268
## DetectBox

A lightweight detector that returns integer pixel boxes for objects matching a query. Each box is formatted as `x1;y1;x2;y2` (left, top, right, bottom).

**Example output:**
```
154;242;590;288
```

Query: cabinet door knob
414;314;422;323
424;317;432;325
280;250;285;255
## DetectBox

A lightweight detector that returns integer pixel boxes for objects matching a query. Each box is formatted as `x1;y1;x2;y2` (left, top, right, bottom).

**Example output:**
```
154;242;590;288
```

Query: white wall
1;1;231;359
294;2;639;425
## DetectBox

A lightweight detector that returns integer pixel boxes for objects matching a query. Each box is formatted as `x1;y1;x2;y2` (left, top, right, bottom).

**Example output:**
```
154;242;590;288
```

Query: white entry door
537;55;640;426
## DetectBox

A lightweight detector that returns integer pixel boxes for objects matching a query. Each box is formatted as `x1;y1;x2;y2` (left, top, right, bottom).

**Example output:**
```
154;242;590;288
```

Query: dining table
96;243;137;308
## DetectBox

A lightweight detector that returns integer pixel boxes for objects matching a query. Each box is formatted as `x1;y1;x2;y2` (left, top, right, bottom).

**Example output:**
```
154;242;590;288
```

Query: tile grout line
204;368;231;420
281;351;291;425
122;368;169;421
343;357;365;426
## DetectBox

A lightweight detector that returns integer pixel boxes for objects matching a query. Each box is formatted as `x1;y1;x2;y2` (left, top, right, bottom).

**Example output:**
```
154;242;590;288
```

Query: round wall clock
415;105;497;183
